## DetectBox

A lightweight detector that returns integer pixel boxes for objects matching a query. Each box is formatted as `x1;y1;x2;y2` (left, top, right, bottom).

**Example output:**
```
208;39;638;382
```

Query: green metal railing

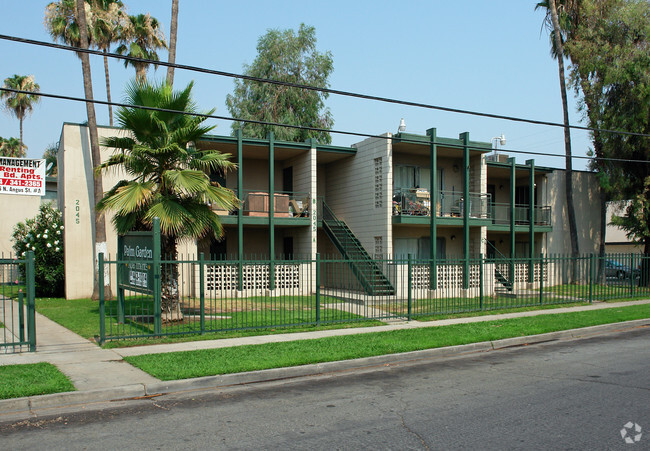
214;189;312;218
392;189;491;219
97;252;650;344
490;203;551;226
1;251;36;353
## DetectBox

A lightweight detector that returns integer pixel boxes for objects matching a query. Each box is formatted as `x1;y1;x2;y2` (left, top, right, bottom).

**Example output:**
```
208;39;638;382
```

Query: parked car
605;260;637;279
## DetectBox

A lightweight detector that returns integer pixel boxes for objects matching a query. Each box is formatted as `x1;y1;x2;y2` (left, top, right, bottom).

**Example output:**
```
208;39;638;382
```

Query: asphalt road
2;327;649;450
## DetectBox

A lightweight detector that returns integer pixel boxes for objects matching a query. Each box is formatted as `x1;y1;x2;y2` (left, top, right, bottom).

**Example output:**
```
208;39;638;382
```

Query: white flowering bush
12;202;65;297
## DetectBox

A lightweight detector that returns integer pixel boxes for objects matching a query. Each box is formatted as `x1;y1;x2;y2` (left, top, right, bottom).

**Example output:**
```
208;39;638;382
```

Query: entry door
283;167;293;193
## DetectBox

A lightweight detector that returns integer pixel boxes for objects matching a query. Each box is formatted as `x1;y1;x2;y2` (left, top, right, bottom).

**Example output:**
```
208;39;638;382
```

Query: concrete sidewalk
1;299;649;421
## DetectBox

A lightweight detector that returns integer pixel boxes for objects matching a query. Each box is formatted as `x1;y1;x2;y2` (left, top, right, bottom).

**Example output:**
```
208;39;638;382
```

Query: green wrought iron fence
0;251;36;353
98;252;650;343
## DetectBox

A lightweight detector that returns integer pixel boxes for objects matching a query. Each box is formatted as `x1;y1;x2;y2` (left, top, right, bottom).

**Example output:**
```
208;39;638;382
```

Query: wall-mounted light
499;184;504;190
491;134;506;157
398;118;406;133
451;235;456;241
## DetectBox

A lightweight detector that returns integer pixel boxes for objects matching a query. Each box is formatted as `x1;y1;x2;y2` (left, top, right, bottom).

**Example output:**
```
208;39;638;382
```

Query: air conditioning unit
486;153;510;163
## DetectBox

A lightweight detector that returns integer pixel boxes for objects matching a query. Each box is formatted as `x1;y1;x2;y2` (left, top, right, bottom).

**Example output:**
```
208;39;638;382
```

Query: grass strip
0;363;75;399
124;303;650;381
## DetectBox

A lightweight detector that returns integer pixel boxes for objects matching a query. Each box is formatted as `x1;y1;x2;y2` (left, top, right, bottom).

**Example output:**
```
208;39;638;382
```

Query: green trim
487;160;554;173
527;159;535;283
236;129;244;290
269;133;275;290
509;157;516;265
219;216;310;227
200;133;355;154
393;132;492;152
427;128;437;290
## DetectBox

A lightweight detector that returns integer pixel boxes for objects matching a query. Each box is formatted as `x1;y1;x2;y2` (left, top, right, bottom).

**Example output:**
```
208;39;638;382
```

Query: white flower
21;251;25;256
43;234;48;239
45;229;49;234
56;230;61;235
32;246;35;251
37;234;41;238
47;243;52;248
55;247;60;252
54;240;59;245
60;225;64;230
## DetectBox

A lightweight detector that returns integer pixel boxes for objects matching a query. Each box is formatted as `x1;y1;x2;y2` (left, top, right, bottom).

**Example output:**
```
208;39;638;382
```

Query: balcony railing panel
210;190;311;218
490;203;551;226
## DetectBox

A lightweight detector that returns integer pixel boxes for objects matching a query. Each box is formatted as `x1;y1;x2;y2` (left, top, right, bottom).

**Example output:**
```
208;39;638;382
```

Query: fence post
630;253;635;298
18;290;25;343
407;254;412;321
26;250;36;352
315;253;321;325
99;252;106;345
199;252;205;334
479;253;484;310
588;253;594;304
153;218;162;336
539;253;544;305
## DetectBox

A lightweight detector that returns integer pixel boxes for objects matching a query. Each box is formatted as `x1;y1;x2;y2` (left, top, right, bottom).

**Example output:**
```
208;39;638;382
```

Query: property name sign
118;233;155;293
0;157;46;196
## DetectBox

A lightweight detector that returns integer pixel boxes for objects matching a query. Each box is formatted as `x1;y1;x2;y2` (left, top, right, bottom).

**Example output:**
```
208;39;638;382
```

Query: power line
1;86;647;166
2;33;649;139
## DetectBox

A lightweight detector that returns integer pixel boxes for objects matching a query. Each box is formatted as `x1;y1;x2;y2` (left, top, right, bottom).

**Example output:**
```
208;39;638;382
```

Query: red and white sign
0;157;46;196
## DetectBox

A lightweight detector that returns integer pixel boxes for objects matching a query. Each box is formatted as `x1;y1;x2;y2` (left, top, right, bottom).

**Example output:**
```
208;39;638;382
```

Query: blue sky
0;0;593;169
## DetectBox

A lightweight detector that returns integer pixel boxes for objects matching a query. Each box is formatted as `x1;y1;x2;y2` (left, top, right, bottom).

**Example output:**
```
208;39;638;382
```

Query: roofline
486;160;554;173
392;132;492;152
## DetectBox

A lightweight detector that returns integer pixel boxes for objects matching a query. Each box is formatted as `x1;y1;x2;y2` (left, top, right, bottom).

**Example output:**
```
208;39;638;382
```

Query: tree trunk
19;116;23;155
75;0;112;300
166;0;179;87
160;234;183;322
549;0;580;277
136;64;146;83
103;50;113;127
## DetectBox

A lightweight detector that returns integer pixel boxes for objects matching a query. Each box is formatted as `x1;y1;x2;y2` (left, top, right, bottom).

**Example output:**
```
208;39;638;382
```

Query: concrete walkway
0;298;649;421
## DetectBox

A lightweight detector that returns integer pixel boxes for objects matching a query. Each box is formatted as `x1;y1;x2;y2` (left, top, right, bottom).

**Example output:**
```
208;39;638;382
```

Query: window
394;237;445;259
394;165;443;191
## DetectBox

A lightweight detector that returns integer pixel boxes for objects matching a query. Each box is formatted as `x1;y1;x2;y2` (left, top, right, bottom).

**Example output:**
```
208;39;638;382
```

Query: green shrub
12;202;65;297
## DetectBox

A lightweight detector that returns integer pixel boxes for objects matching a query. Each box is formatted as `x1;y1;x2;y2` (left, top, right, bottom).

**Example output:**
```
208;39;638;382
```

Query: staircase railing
322;202;395;295
483;238;513;291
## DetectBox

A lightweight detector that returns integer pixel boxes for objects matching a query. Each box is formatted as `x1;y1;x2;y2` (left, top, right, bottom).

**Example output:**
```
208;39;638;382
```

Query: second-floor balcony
392;189;552;226
211;190;311;218
393;189;491;219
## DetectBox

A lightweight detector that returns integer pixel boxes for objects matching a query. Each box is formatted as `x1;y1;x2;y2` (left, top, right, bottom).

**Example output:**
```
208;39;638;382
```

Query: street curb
1;318;649;421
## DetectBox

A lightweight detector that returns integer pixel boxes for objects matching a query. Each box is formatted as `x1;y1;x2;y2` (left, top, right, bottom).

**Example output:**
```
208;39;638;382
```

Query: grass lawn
124;303;650;381
34;297;382;347
0;363;75;399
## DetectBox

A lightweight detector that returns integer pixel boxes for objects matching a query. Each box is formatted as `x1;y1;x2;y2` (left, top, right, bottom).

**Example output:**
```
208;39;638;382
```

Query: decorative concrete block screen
204;262;310;294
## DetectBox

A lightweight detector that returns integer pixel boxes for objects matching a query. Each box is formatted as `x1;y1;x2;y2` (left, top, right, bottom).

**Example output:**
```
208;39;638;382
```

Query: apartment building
57;123;602;298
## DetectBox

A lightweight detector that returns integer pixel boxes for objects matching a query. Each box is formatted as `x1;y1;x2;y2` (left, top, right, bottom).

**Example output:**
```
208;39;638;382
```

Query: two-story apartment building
57;123;602;299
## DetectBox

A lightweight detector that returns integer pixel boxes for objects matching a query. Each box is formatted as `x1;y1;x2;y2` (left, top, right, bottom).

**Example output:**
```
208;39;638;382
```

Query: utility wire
1;86;647;165
1;33;649;139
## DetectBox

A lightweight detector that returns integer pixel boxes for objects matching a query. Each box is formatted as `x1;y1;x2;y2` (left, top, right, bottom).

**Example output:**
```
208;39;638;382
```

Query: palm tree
1;75;41;153
536;0;580;264
43;142;59;175
0;137;27;158
45;0;127;126
97;80;238;321
89;0;128;126
75;0;111;300
117;13;167;83
166;0;179;87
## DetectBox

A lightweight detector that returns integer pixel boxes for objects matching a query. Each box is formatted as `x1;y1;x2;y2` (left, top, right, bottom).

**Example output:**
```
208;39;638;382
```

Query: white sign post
0;157;46;196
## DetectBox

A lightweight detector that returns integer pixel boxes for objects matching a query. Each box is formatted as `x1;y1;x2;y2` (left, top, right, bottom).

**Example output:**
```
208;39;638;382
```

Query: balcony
392;189;491;219
490;203;551;226
211;190;311;218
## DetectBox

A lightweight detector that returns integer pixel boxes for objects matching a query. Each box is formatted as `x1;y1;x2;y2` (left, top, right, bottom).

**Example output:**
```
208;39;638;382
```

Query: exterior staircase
484;239;517;298
322;203;395;296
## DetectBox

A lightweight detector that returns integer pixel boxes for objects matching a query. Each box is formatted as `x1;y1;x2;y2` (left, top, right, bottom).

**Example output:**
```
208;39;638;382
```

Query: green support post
99;252;106;345
153;217;162;336
315;253;321;325
26;250;36;352
18;291;24;343
460;132;470;289
237;129;244;290
199;252;205;334
526;159;535;284
508;157;516;285
116;235;125;323
630;252;635;297
268;132;275;291
427;128;437;290
407;254;412;321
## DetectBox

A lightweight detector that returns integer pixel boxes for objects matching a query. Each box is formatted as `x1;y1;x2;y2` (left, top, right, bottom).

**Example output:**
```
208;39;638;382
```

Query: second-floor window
394;165;443;192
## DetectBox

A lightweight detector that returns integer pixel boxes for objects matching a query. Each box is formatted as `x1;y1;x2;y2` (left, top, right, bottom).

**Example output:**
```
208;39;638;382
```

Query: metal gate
0;251;36;353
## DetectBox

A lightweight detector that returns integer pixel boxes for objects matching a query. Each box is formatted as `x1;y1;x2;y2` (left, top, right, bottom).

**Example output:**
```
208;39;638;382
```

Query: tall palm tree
0;137;27;158
117;13;167;83
43;142;59;175
166;0;179;87
1;75;40;154
97;80;238;321
75;0;111;300
89;0;127;126
45;0;126;125
537;0;580;263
